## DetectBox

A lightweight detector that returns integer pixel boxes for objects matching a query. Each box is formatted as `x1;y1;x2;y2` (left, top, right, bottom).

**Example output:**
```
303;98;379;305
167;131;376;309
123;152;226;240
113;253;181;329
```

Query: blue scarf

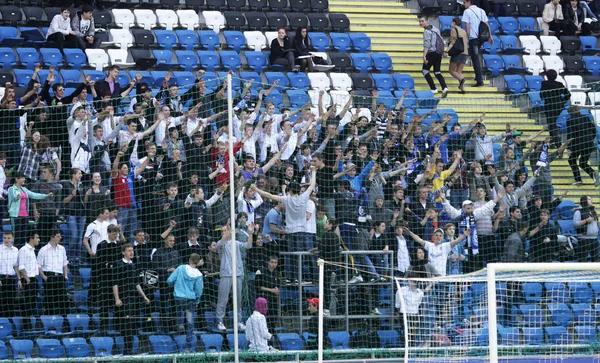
459;213;478;255
537;142;548;167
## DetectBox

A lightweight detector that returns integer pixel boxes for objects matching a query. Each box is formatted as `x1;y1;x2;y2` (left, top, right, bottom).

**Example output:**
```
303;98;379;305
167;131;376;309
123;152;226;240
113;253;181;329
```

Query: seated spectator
269;27;299;72
71;4;101;49
564;0;592;35
46;8;82;54
245;297;272;352
542;0;569;36
292;26;314;72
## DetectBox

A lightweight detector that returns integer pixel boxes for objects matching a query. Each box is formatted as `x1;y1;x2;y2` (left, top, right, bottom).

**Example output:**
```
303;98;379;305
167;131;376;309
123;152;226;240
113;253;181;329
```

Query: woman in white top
246;297;272;352
46;8;80;54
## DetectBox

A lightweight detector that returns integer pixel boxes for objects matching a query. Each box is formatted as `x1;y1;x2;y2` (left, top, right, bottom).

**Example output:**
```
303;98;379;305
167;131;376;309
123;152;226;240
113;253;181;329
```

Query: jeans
468;39;483;84
176;299;197;351
67;216;86;261
285;232;315;281
117;207;138;242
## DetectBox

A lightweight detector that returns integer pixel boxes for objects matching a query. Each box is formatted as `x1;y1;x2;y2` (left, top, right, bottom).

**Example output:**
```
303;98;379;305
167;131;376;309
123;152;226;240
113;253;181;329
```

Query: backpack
433;29;445;54
470;7;490;42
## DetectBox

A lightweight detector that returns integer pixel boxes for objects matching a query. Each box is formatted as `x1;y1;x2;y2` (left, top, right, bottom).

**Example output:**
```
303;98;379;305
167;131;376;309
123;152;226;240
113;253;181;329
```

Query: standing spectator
461;0;493;87
252;167;317;283
152;233;181;333
542;0;568;36
71;5;101;49
61;168;86;262
528;209;559;262
167;253;204;352
215;223;254;331
32;166;62;243
471;121;508;166
8;172;53;248
18;232;41;327
46;8;81;54
112;243;151;355
255;256;281;330
0;231;20;318
566;106;597;185
237;185;263;226
94;65;136;103
83;207;110;258
446;17;469;93
84;172;111;223
419;16;448;97
37;230;69;316
245;297;272;352
178;228;205;264
395;273;428;347
573;196;600;262
501;222;528;262
541;70;571;147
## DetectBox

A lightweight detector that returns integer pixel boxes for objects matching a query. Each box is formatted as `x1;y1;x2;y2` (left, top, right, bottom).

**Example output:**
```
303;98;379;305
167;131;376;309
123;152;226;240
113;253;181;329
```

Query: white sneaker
349;275;363;284
594;171;599;186
372;308;382;315
572;181;583;185
441;88;448;98
217;322;226;331
431;89;439;94
237;323;246;331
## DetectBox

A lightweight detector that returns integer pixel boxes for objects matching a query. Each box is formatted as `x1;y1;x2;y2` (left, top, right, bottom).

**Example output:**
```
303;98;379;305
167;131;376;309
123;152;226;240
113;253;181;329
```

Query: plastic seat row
155;0;330;13
496;325;598;345
522;282;600;304
222;11;349;33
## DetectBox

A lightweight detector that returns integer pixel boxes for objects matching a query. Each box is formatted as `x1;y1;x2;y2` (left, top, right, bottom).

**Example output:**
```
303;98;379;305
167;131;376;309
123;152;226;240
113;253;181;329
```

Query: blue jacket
167;264;204;303
338;160;374;191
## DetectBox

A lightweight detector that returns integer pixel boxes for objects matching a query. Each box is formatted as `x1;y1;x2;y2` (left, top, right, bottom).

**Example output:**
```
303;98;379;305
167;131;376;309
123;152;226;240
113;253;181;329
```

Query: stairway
329;0;598;205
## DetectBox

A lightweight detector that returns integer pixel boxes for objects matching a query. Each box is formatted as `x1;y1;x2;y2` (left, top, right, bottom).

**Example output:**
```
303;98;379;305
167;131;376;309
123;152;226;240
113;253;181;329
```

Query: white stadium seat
243;31;266;50
540;36;561;55
85;49;109;71
177;10;200;30
307;72;330;91
109;29;134;50
134;9;157;30
112;9;136;30
156;9;179;30
519;35;541;54
202;11;225;33
107;49;136;67
542;55;564;73
523;55;544;75
308;90;331;109
264;31;277;46
329;73;353;91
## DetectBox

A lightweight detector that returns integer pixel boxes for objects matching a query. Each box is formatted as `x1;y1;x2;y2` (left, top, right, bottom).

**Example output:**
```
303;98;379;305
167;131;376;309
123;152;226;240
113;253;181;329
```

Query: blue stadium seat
61;69;81;87
375;90;395;109
502;55;527;73
583;56;600;76
197;50;221;71
265;89;283;106
371;53;393;73
522;282;543;303
571;303;594;325
482;35;501;54
85;70;107;83
591;282;600;302
63;48;87;69
517;17;541;35
417;108;439;130
66;314;96;337
12;317;43;338
226;333;248;351
557;219;576;236
528;91;543;110
217;71;241;91
89;337;114;357
220;50;241;71
240;71;262;95
545;326;569;344
72;289;89;312
488;17;500;34
149;335;177;354
286;89;310;107
415;90;440;109
548;303;572;327
580;36;600;55
115;72;130;89
176;50;200;71
350;53;372;73
288;72;310;90
21;27;46;47
439;15;454;36
10;339;33;359
62;338;91;358
265;71;288;88
574;325;595;344
546;282;570;303
223;30;245;52
372;73;394;91
0;26;22;47
498;16;519;35
498;327;519;345
198;30;220;50
38;70;61;88
525;75;543;91
40;48;64;68
177;30;200;50
37;338;64;358
0;47;16;68
504;74;526;94
328;331;350;350
0;319;12;342
483;54;504;77
500;35;525;54
437;108;459;129
278;333;304;350
377;330;400;348
551;200;577;220
330;32;351;52
16;48;40;69
308;32;330;52
200;333;223;352
174;71;196;87
349;32;371;52
201;72;220;93
153;50;176;69
393;73;414;90
115;336;139;355
0;341;7;360
244;51;267;73
522;327;543;345
40;315;69;337
155;29;179;49
476;327;489;346
569;282;593;303
174;334;198;353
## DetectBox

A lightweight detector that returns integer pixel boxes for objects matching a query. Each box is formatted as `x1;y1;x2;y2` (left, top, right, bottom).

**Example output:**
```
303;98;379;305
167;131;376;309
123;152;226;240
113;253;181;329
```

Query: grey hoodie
71;12;96;37
423;25;442;53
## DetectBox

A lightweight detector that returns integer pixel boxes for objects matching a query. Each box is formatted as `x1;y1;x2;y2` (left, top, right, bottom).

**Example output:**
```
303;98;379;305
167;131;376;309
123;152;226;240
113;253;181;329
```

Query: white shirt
245;311;272;352
423;241;453;277
0;165;6;197
0;244;18;275
155;116;183;146
18;244;39;278
462;5;489;39
306;200;316;234
396;235;410;273
396;286;424;315
85;220;109;254
237;191;263;226
37;243;68;274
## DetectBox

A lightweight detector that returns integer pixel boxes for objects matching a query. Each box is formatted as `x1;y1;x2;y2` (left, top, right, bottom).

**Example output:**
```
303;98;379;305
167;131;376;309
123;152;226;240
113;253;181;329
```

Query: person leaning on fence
419;16;448;98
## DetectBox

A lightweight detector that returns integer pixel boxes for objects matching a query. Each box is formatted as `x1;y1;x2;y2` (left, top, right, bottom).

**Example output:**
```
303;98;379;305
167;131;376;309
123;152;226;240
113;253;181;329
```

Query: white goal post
487;262;600;363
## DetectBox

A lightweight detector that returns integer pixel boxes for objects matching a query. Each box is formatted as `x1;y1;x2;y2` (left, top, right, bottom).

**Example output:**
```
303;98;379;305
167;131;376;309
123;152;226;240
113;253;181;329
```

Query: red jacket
211;141;242;186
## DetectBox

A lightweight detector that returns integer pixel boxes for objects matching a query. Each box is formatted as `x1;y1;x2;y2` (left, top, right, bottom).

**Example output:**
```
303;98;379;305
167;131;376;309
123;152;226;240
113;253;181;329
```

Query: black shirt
255;267;280;301
113;260;140;302
319;231;341;263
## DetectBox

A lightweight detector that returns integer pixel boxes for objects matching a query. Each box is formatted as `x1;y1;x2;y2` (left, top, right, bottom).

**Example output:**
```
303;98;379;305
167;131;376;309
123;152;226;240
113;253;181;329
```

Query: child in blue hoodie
167;253;204;352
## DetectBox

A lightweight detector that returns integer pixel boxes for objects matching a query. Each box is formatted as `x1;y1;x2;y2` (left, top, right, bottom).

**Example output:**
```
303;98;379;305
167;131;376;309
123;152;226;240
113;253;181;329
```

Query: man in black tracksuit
152;234;180;333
